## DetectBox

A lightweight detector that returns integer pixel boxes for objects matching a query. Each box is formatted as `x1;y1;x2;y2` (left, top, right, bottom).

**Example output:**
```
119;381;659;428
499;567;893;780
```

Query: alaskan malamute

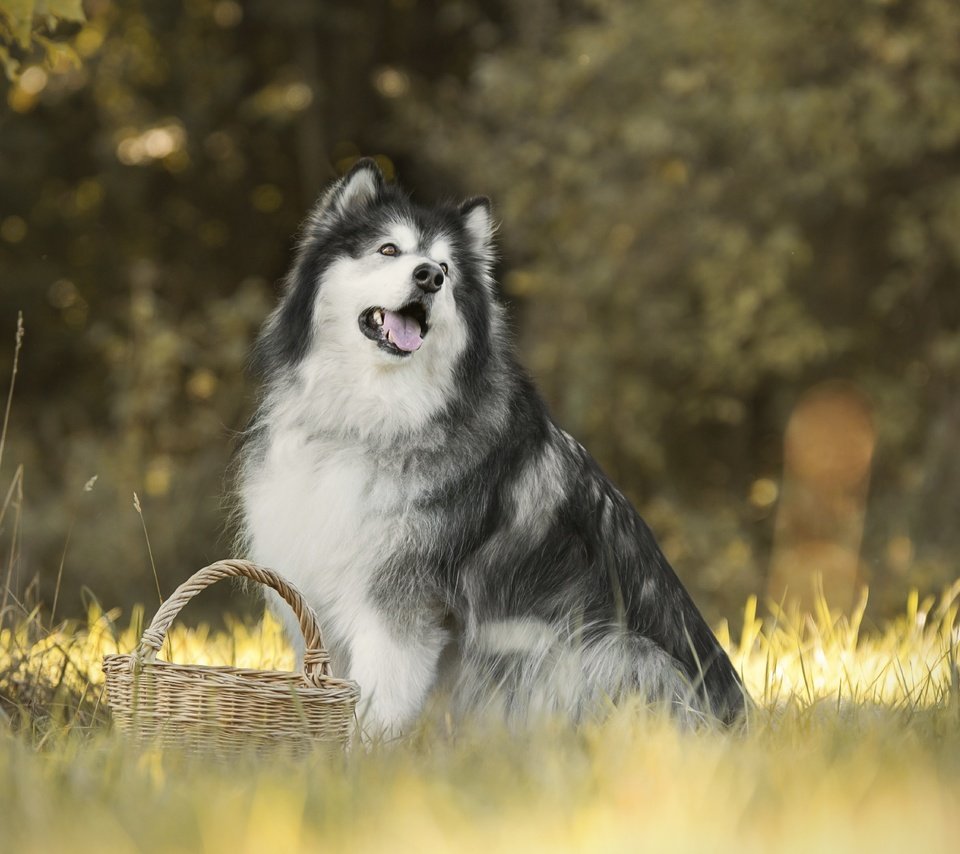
239;160;747;734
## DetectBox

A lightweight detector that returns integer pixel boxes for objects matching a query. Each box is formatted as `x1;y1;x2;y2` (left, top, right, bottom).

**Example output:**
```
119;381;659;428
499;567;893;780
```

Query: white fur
462;202;494;250
294;227;468;440
242;217;468;735
509;426;569;541
348;603;448;734
332;167;379;217
477;617;558;655
307;167;380;232
243;407;448;735
460;617;692;725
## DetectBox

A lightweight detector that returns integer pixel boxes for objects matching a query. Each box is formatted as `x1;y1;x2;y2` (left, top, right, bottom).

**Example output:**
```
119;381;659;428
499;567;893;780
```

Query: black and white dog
239;160;746;733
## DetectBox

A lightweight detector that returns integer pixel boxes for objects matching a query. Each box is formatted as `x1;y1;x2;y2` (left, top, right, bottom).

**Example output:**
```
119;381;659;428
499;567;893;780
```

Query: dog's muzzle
359;299;430;356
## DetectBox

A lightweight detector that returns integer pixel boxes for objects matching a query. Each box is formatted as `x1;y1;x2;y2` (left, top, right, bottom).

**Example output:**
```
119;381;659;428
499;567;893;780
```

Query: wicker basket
102;559;360;755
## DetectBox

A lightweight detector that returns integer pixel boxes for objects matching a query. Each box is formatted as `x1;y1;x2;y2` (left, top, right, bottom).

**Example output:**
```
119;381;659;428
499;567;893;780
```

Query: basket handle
137;559;332;685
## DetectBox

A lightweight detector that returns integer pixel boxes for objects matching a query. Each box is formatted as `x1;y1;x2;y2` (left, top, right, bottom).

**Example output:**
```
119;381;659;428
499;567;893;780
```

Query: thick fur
239;160;747;734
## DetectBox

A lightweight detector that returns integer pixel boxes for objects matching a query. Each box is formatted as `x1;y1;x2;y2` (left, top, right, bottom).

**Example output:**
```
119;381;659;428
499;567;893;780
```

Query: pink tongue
382;310;422;352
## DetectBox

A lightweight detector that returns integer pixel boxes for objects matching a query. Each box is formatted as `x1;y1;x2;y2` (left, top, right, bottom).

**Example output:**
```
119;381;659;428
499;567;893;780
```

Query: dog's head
256;160;500;436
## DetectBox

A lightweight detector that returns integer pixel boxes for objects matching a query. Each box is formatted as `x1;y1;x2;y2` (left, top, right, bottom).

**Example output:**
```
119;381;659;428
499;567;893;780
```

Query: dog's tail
672;590;749;726
628;522;749;725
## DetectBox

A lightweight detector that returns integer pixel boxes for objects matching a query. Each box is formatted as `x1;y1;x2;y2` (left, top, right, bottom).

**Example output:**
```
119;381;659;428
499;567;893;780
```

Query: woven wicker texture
103;559;360;755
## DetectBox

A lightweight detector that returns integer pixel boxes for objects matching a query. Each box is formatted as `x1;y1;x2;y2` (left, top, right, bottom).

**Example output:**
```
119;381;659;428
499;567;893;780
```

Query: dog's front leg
347;602;446;738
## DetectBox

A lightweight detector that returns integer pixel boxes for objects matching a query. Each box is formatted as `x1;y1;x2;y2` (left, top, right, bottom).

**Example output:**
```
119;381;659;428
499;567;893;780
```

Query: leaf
0;0;35;48
0;44;21;79
35;32;80;69
34;0;85;23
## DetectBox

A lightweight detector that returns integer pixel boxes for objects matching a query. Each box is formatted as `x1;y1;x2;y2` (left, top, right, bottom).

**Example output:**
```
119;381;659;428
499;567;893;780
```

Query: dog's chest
242;428;408;620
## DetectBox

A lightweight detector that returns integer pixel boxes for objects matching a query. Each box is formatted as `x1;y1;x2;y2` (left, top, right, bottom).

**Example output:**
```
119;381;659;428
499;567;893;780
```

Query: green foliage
0;0;958;618
396;0;960;612
0;0;86;76
0;0;504;615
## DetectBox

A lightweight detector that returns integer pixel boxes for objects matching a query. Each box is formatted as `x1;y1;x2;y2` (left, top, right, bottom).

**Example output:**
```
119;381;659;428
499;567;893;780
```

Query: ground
1;584;958;853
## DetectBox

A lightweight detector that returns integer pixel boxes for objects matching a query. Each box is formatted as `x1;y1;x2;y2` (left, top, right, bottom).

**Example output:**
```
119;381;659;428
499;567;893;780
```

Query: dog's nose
413;262;444;294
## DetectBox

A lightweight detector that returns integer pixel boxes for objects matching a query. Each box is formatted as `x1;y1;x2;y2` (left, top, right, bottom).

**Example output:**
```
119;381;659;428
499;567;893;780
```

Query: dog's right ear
310;158;385;227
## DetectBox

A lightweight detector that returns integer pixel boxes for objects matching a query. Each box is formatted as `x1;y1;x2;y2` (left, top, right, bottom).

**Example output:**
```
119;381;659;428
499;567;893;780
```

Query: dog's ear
459;196;495;252
311;158;385;226
333;158;385;214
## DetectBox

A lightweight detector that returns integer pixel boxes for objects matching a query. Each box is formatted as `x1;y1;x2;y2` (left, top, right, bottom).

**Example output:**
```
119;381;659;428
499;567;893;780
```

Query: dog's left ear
459;196;495;252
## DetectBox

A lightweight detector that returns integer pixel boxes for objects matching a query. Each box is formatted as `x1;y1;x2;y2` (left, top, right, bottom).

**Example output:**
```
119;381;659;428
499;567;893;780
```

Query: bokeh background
1;0;958;624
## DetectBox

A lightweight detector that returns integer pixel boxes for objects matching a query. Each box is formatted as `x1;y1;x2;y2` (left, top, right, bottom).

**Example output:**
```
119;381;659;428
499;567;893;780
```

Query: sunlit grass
727;580;960;709
1;583;959;852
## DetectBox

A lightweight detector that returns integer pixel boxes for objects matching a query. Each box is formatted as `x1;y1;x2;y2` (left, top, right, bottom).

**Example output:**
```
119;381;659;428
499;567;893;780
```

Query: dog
238;159;747;734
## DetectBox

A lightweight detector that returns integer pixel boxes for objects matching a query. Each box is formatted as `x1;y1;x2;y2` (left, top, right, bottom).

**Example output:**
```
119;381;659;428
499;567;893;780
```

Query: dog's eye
439;262;449;275
378;243;399;256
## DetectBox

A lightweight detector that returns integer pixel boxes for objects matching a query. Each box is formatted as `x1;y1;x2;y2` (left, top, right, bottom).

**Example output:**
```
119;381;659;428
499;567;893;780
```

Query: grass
1;583;958;853
2;318;959;852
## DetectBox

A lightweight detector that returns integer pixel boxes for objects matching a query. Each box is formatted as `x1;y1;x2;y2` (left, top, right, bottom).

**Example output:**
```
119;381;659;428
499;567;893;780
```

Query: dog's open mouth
359;302;430;356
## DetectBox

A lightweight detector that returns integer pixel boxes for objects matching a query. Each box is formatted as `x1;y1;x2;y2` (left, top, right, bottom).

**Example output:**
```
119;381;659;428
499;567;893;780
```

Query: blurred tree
393;0;960;614
0;0;957;620
0;0;511;615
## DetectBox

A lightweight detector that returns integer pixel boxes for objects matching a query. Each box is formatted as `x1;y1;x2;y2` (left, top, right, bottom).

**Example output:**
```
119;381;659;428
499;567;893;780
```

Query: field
2;583;958;853
5;1;960;849
1;310;959;853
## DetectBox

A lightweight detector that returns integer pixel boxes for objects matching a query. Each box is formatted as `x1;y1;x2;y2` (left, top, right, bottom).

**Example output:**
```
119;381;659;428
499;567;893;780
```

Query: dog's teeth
373;309;384;326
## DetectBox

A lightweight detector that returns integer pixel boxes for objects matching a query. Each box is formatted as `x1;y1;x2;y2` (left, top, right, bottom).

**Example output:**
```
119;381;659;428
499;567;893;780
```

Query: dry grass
2;318;959;852
1;582;958;853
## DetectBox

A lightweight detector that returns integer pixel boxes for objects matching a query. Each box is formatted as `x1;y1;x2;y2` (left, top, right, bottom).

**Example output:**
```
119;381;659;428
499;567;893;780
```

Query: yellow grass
2;582;959;853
